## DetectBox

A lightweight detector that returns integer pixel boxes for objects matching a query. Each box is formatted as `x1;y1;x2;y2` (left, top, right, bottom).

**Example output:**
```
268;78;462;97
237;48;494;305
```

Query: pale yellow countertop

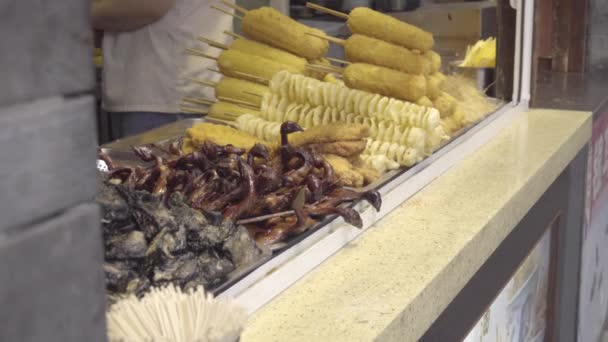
241;109;592;342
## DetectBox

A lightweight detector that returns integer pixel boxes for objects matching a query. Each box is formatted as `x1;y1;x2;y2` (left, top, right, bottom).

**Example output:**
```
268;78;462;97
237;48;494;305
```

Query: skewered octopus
100;122;382;245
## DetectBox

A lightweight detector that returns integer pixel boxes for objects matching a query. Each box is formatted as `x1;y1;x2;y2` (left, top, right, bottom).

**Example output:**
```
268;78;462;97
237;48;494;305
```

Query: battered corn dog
209;101;261;120
432;92;457;118
416;96;434;108
348;8;434;52
241;7;329;60
215;77;268;106
425;50;442;73
231;38;307;73
343;63;427;102
218;49;301;83
306;57;330;80
323;73;344;85
427;73;445;99
344;34;431;75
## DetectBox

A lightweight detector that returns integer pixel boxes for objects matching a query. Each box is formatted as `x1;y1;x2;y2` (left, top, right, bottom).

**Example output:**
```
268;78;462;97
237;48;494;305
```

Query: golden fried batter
323;154;364;188
185;123;269;151
288;123;369;146
306;140;366;157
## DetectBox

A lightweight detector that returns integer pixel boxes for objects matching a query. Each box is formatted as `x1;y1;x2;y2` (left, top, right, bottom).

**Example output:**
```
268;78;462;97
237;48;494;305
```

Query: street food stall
1;0;596;341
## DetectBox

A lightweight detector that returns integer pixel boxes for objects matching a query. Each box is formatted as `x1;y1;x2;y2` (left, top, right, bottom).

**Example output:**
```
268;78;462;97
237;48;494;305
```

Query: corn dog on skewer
432;92;457;118
427;72;445;99
241;7;329;60
230;39;307;73
425;50;442;73
217;49;301;83
215;77;268;106
343;63;427;102
344;34;432;75
209;101;261;121
348;8;434;52
416;96;434;108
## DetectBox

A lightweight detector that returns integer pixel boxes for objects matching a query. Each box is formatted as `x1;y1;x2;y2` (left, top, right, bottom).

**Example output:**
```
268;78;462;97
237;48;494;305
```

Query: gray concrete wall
0;0;107;341
587;0;608;70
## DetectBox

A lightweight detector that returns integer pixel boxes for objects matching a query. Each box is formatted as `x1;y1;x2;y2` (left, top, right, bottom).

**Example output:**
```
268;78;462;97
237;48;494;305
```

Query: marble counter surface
241;108;592;342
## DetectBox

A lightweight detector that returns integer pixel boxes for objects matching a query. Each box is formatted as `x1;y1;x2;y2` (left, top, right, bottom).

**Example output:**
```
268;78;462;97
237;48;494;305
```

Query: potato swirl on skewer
269;71;443;138
261;93;433;154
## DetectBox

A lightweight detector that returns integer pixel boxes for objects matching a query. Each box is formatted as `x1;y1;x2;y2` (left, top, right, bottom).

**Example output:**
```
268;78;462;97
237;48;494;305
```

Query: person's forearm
91;0;175;32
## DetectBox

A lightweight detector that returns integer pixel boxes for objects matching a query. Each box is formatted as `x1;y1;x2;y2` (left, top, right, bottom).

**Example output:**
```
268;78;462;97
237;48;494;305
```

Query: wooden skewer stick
233;70;269;85
185;48;218;61
183;97;215;106
224;30;245;40
243;91;263;98
220;0;248;14
217;96;260;110
307;63;345;74
197;37;229;50
180;106;209;114
326;57;351;65
237;210;296;225
305;31;346;45
305;2;349;20
188;78;217;87
210;5;243;19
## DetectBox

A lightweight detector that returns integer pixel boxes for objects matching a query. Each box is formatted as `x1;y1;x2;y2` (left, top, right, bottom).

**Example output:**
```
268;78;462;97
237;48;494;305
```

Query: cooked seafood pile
97;182;265;297
100;121;381;247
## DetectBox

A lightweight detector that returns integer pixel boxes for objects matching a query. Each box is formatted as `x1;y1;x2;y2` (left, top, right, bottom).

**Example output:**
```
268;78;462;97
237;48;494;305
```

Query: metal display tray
99;110;499;295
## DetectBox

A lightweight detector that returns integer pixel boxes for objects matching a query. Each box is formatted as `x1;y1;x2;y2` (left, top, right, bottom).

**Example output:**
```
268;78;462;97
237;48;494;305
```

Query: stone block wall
0;1;106;341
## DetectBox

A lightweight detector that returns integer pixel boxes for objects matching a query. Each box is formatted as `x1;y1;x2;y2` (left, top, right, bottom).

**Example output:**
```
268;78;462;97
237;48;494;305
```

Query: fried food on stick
416;96;434;108
343;63;427;102
307;140;367;157
323;154;364;187
427;72;445;99
432;92;457;118
287;123;370;146
241;7;329;60
344;34;431;75
425;50;442;73
347;8;434;52
185;122;268;151
218;49;301;84
209;101;260;121
215;77;268;106
231;39;307;73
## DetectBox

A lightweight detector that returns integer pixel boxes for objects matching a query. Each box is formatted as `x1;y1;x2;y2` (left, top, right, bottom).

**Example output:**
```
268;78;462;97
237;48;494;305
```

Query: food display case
98;1;592;341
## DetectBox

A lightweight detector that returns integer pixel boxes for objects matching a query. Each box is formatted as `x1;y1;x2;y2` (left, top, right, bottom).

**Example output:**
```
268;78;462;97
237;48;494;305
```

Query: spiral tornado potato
260;93;430;154
241;7;329;60
344;34;431;75
343;63;427;102
364;139;419;167
269;71;442;135
218;49;302;83
347;8;434;52
236;114;282;143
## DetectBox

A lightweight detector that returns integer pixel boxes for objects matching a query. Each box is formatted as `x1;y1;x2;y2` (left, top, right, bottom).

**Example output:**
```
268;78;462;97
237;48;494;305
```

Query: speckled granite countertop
241;108;592;342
